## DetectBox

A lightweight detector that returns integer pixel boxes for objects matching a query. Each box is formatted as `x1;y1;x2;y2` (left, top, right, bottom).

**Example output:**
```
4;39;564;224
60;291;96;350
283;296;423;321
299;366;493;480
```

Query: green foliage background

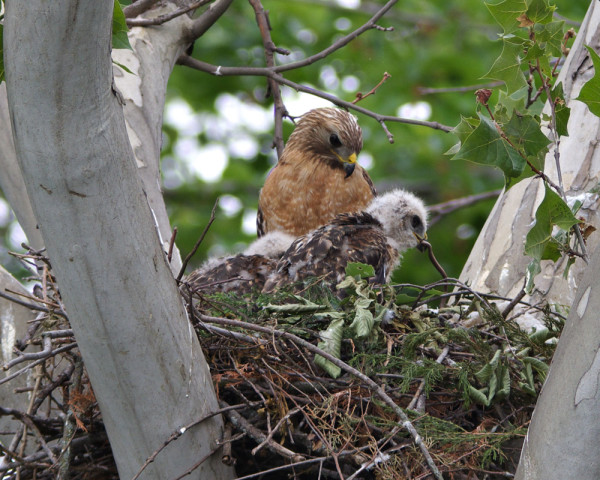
0;0;589;284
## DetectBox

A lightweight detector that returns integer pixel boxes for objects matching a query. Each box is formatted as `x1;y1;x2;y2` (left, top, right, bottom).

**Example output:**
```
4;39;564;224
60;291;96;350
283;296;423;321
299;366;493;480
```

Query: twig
178;56;454;138
533;60;589;262
248;0;289;158
177;198;219;282
407;346;451;411
427;189;502;226
501;286;527;319
199;315;444;480
222;400;305;461
417;81;503;95
0;344;77;386
3;336;52;371
167;227;178;264
251;407;302;456
57;359;83;479
352;72;391;104
127;0;211;27
0;290;67;319
132;402;262;480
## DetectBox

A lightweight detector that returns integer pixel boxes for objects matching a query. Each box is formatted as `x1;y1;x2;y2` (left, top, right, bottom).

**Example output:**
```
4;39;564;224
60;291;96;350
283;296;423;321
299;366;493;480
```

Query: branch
177;198;219;282
198;314;444;480
178;56;453;138
187;0;235;41
123;0;159;18
417;81;503;95
248;0;289;158
126;0;212;27
352;72;391;104
427;189;502;225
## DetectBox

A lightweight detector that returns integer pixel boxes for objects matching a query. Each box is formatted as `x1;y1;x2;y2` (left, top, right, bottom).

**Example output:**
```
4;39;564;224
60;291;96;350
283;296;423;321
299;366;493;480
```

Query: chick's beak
415;232;428;252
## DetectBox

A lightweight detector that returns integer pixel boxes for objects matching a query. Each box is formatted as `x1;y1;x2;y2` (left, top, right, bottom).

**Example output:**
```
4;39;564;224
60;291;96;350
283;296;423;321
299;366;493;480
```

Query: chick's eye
411;215;422;230
329;133;342;148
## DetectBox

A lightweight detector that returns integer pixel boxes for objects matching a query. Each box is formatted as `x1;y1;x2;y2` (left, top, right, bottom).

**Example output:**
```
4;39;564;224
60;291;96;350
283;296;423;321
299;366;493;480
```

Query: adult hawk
183;231;294;295
257;107;376;237
263;189;428;292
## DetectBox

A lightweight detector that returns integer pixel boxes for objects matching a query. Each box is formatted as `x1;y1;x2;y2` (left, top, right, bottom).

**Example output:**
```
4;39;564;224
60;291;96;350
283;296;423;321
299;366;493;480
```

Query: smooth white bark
4;2;231;479
516;244;600;479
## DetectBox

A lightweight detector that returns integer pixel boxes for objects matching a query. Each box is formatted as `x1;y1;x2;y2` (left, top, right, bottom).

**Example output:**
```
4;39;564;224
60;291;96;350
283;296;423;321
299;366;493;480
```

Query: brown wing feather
264;212;396;292
184;254;277;295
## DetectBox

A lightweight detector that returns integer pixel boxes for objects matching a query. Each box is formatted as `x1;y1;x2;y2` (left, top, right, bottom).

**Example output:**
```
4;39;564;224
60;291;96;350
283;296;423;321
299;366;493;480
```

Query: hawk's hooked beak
334;152;357;178
415;232;428;252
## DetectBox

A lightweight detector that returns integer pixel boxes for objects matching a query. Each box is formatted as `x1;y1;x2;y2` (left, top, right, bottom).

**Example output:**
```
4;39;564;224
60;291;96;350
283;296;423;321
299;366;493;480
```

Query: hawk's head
285;108;363;178
366;189;429;252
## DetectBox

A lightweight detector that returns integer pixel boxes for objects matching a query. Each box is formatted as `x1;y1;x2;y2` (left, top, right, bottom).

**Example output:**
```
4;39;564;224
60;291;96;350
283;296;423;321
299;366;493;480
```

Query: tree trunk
516;243;600;479
459;0;600;309
3;2;232;479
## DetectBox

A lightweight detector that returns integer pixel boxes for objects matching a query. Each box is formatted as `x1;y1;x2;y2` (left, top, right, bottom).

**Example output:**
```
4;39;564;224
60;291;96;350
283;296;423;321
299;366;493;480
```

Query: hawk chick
183;231;295;295
257;107;376;237
263;189;427;293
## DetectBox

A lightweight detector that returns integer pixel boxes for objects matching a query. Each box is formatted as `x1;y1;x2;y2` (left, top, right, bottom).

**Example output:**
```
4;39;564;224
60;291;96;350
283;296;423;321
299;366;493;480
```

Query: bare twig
427;189;502;226
0;290;67;319
167;227;178;264
352;72;391;104
177;57;454;139
57;359;83;479
407;346;451;411
222;400;305;461
501;286;527;319
417;81;503;95
248;0;289;158
132;402;262;480
199;315;444;480
127;0;211;27
0;344;77;386
177;198;219;282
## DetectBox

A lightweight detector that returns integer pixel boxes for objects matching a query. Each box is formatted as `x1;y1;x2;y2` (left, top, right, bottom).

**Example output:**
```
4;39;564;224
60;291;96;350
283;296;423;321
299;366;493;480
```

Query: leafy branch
448;0;589;288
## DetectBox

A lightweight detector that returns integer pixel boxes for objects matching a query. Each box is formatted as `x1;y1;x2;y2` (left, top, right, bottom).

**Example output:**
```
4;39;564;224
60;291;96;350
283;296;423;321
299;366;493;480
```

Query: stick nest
1;248;566;479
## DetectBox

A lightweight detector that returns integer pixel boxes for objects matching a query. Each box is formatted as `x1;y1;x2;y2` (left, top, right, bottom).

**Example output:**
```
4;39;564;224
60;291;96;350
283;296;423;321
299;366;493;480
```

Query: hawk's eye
411;215;422;231
329;133;342;148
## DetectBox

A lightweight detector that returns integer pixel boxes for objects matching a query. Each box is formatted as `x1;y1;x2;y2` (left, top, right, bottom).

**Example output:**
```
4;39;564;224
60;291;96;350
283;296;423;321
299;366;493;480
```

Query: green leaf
475;363;494;383
113;0;132;50
345;262;375;279
552;82;570;137
468;384;491;406
504;111;550;158
484;39;527;93
525;258;541;293
525;0;556;25
486;0;527;34
349;299;375;339
451;113;526;182
495;365;511;401
496;87;528;120
525;184;581;261
315;318;344;378
534;21;565;57
577;46;600;117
